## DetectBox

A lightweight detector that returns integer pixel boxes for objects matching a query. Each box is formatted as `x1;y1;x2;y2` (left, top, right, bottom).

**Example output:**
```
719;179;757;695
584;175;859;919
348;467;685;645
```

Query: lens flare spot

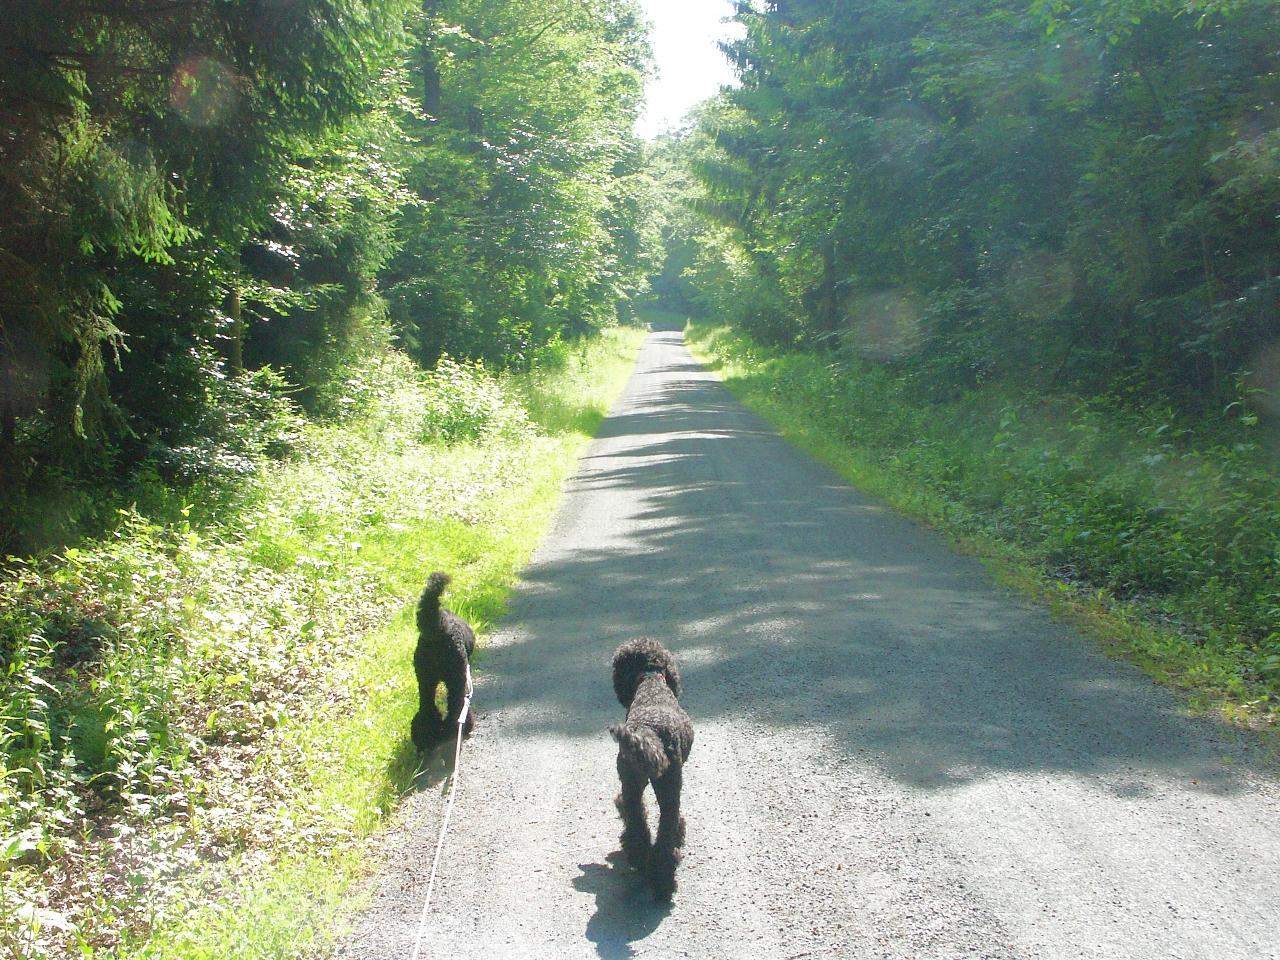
845;290;923;361
170;57;238;127
1042;33;1102;103
1245;341;1280;421
1004;251;1074;319
876;98;939;163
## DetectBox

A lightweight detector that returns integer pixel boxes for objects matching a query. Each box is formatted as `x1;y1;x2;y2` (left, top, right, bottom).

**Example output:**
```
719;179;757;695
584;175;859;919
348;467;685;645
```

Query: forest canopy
654;0;1280;410
0;0;656;551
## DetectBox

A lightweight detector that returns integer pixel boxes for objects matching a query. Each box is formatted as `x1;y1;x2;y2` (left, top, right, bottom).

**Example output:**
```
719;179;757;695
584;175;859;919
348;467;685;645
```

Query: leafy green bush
420;357;531;443
0;509;386;957
152;365;305;482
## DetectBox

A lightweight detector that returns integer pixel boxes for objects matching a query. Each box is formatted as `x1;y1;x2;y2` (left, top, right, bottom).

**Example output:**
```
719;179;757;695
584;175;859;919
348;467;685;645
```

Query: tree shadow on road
476;332;1275;797
572;853;671;960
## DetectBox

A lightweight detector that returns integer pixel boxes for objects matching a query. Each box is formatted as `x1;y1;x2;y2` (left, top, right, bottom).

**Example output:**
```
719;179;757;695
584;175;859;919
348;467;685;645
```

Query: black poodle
410;572;476;750
610;637;694;902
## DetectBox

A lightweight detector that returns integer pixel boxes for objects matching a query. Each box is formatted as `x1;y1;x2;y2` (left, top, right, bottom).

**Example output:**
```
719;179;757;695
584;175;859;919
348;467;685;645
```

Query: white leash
408;663;473;960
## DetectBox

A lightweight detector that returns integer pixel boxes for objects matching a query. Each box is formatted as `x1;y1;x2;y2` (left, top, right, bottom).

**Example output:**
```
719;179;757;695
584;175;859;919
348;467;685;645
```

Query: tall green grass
0;327;645;959
688;321;1280;724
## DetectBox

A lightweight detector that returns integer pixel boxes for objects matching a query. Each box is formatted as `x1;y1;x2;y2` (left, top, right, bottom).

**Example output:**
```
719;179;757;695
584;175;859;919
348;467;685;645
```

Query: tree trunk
819;233;839;335
421;0;441;117
0;379;15;489
226;284;244;374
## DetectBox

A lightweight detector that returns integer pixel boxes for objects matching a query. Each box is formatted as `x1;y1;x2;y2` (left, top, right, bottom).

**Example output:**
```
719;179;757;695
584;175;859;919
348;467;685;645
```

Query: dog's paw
410;712;444;751
646;848;680;902
619;834;651;870
618;812;652;871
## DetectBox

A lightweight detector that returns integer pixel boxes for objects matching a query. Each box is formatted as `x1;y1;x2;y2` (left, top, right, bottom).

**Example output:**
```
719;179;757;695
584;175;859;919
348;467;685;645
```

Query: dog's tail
610;723;669;779
417;572;451;633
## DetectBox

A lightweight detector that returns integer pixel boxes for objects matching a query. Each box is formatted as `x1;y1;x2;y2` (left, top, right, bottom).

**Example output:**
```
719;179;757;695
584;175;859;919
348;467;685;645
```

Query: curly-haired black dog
410;572;476;750
610;638;693;902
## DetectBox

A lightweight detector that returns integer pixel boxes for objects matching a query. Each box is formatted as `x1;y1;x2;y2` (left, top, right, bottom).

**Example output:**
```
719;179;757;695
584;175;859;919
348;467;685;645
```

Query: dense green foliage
0;327;644;958
385;0;658;366
660;0;1279;410
0;0;655;552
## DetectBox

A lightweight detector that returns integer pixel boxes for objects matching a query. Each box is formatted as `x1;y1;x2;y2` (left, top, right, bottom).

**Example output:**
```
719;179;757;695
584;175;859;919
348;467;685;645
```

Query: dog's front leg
616;755;651;870
445;676;476;738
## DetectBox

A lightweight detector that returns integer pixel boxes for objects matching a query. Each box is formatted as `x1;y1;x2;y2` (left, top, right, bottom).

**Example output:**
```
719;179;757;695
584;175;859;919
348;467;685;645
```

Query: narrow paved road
338;331;1279;960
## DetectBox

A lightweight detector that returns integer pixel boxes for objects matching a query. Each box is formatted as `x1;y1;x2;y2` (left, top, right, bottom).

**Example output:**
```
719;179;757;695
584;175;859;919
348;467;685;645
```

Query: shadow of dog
572;852;671;960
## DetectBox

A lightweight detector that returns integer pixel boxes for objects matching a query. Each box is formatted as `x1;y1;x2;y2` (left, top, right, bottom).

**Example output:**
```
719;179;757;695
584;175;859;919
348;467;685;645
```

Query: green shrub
0;508;387;957
152;366;305;483
420;357;531;443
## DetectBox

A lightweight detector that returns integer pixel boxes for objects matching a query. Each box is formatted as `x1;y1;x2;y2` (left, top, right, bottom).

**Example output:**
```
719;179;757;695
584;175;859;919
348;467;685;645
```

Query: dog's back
611;672;692;778
416;572;474;667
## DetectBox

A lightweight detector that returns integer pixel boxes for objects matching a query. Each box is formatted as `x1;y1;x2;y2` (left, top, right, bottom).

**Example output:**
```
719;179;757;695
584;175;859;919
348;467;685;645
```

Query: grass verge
1;326;645;959
687;320;1279;731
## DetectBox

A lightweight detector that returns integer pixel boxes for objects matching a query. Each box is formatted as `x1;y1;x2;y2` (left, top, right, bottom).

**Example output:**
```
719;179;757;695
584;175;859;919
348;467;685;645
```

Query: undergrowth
688;321;1280;724
0;326;645;959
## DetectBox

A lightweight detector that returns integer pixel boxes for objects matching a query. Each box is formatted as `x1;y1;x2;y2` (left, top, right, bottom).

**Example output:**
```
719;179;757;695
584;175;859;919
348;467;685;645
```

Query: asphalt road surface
337;331;1279;960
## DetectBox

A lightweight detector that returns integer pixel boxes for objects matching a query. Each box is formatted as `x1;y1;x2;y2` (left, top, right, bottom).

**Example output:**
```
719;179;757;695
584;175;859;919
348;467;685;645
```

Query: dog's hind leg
648;763;685;902
411;669;444;749
615;755;651;870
